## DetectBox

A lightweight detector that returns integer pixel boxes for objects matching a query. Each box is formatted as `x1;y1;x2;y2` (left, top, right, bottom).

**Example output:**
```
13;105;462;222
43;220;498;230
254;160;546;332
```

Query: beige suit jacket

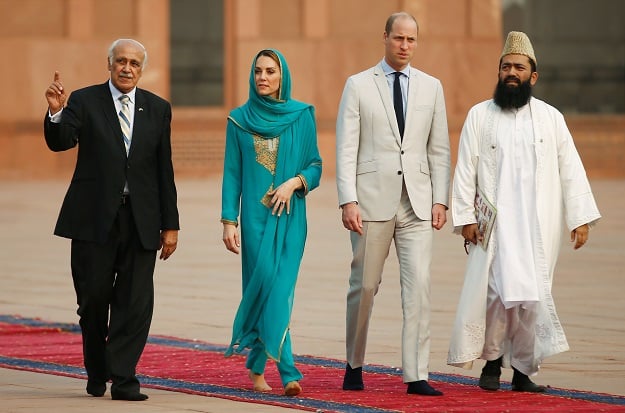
336;62;451;221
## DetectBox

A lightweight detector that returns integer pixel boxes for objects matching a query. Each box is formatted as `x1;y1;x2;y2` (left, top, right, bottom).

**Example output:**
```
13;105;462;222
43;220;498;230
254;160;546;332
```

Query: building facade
1;0;622;178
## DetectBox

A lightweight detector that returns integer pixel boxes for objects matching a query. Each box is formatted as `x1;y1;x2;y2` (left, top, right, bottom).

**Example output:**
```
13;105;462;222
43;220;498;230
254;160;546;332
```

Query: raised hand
45;71;66;114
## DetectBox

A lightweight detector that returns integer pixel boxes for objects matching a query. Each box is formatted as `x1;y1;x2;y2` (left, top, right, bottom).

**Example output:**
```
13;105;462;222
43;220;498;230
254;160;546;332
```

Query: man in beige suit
336;12;450;396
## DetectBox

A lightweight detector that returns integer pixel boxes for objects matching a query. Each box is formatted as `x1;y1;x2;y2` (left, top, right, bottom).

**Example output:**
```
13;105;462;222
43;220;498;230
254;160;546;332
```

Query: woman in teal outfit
221;49;322;396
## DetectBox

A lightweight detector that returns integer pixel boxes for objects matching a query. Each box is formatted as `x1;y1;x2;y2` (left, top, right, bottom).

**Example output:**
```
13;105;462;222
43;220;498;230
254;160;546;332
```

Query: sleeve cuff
220;219;238;227
48;108;63;123
296;174;309;195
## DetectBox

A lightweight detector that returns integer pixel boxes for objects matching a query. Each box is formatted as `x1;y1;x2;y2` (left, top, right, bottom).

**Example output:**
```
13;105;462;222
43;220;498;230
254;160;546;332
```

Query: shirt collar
381;59;410;77
108;80;137;103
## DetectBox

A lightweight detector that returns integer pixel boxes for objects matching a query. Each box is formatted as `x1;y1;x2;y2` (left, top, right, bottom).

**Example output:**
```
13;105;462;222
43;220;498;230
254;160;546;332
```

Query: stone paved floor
1;178;624;412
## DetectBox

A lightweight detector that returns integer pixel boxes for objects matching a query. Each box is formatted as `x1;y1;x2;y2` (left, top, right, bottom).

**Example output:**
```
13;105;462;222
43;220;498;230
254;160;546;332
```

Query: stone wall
1;0;622;180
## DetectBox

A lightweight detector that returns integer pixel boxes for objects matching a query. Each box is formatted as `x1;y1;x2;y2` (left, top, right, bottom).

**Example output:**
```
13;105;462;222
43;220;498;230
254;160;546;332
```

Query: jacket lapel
404;68;420;144
97;83;127;156
373;64;403;144
127;89;146;158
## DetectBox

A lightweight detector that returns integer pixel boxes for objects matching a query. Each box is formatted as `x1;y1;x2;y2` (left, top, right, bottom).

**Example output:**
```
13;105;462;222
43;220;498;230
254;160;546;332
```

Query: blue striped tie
118;95;132;154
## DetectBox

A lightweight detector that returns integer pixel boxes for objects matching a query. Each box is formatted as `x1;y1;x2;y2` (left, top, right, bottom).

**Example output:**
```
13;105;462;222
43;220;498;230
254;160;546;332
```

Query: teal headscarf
229;49;310;138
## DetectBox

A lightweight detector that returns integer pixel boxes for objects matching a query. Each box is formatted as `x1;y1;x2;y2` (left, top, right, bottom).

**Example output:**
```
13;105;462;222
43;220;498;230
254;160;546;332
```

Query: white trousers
346;187;433;382
482;276;540;376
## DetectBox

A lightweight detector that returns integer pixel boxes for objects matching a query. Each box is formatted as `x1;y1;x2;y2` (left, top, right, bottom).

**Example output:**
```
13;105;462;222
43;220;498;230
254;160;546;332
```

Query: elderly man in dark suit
44;38;179;401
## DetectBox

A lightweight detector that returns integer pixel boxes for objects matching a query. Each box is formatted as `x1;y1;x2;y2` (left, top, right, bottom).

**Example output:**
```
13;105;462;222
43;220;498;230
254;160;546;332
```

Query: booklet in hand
474;187;497;250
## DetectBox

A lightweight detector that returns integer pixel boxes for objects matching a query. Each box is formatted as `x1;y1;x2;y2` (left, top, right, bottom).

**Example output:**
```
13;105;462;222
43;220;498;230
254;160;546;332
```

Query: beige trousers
346;187;433;382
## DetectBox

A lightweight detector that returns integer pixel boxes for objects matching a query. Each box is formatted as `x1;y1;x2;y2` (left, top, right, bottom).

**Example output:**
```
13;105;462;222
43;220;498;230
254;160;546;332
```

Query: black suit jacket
44;82;179;250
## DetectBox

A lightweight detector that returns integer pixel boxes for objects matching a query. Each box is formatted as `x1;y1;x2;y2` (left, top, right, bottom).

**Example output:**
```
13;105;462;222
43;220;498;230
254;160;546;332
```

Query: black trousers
71;200;156;394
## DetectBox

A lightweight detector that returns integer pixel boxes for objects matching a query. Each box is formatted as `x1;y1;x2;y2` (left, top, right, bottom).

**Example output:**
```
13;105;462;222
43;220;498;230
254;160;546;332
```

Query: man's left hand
159;229;178;260
571;224;589;250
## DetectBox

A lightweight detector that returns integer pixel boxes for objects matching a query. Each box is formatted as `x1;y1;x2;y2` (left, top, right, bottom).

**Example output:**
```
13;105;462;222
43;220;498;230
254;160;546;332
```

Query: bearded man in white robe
447;31;601;393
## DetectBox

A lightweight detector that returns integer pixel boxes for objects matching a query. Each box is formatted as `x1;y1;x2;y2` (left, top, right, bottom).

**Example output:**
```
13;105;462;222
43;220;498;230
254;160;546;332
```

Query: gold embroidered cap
501;31;537;66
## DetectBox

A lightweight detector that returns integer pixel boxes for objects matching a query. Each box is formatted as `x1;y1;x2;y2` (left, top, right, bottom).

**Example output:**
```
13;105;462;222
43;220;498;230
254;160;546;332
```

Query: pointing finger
53;71;63;92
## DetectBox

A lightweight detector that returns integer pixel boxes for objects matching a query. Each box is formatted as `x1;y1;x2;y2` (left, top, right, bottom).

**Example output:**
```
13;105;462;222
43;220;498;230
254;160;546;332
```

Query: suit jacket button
397;171;402;175
401;150;405;155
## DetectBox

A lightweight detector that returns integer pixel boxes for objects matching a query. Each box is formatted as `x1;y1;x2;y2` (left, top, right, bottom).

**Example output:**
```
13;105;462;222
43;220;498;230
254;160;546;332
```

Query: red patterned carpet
1;316;624;412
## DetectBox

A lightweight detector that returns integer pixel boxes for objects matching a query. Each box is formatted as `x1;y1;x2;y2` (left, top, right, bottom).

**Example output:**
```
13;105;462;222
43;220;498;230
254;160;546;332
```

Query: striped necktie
118;94;132;154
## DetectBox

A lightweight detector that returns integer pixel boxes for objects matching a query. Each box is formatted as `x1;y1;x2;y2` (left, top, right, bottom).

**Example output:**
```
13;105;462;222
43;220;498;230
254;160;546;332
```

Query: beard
493;76;533;109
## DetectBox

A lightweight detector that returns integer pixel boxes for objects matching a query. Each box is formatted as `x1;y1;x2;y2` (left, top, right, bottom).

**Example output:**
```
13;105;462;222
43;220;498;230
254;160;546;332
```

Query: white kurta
493;104;540;308
447;98;601;374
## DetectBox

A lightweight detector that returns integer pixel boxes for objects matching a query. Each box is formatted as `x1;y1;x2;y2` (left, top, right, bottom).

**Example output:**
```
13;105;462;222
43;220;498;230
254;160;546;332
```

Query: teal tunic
221;50;322;369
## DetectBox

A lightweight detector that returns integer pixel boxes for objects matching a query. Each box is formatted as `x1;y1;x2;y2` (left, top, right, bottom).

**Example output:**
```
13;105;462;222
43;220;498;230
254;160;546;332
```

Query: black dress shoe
111;391;149;401
512;381;547;393
342;363;364;390
479;357;502;391
86;380;106;397
479;374;500;391
406;380;443;396
511;368;547;393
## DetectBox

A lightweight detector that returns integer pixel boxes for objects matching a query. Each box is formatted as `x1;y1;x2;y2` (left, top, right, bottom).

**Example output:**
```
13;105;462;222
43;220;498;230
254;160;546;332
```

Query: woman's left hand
268;177;302;216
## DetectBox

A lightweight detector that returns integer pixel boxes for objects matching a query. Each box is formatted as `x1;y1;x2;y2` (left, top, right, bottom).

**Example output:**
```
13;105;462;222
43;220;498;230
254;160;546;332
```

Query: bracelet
296;174;308;194
220;219;238;227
